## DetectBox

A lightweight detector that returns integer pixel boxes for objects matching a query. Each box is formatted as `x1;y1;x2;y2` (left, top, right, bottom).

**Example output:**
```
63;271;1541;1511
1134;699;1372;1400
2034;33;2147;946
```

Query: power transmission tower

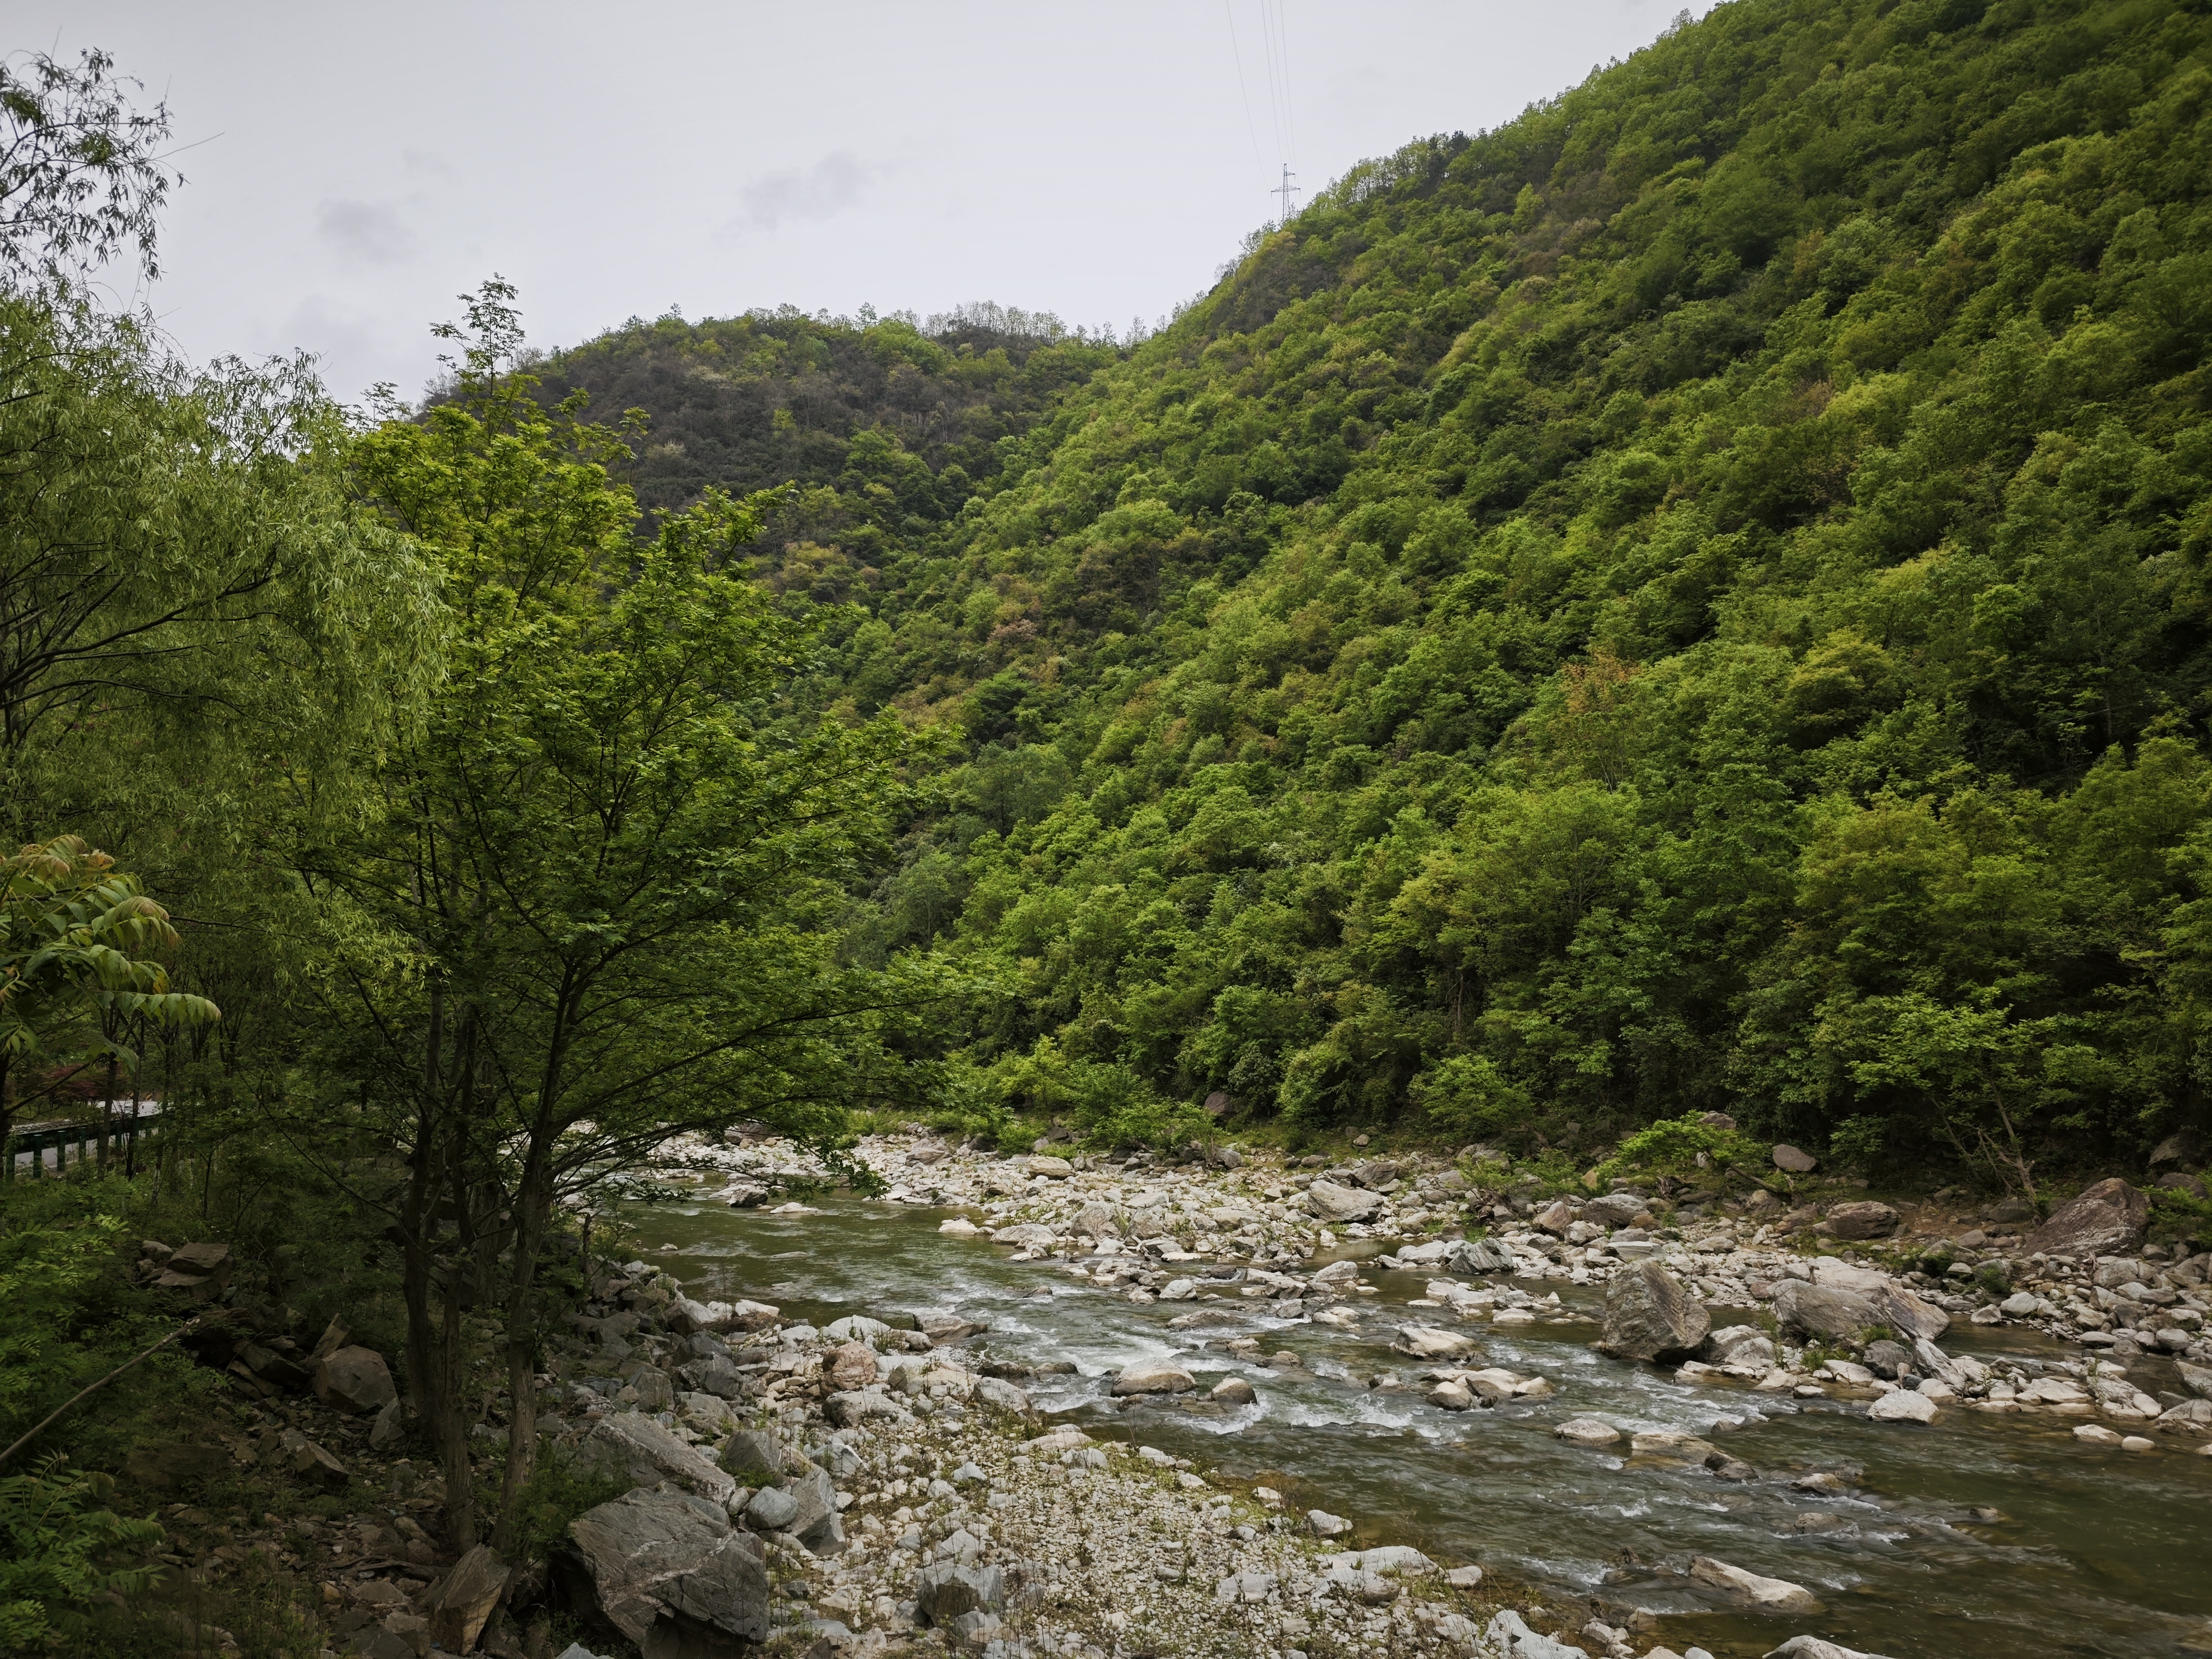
1272;163;1299;226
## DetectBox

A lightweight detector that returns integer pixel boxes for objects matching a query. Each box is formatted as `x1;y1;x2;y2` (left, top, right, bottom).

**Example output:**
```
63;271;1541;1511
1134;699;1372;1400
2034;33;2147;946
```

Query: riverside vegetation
3;0;2212;1654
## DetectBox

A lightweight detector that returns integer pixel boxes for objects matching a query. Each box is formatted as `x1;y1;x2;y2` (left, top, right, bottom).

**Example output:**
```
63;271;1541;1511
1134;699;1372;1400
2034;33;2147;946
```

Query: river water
627;1190;2212;1659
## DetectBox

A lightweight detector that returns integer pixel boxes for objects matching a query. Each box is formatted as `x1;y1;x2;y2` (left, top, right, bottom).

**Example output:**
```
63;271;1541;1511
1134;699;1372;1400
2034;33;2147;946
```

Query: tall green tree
300;283;935;1546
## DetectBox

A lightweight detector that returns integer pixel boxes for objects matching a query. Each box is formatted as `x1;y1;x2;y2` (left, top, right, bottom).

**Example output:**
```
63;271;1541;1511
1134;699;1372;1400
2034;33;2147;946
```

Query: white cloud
314;199;418;265
734;152;882;232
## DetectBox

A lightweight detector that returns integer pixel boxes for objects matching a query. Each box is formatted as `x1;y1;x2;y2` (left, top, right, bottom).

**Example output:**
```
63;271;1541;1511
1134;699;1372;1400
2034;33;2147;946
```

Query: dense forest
554;0;2212;1193
5;0;2212;1645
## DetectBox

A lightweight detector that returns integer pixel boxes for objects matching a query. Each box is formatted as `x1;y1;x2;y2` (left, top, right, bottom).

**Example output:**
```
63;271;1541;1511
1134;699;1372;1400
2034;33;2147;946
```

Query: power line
1223;2;1266;178
1269;0;1298;176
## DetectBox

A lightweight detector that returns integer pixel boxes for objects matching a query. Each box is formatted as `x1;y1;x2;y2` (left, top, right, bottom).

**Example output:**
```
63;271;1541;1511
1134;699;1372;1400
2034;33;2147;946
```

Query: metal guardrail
5;1108;165;1178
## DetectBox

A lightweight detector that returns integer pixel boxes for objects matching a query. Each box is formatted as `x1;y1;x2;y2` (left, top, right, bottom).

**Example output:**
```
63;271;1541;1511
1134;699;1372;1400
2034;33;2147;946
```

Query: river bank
557;1130;2212;1659
131;1128;2212;1659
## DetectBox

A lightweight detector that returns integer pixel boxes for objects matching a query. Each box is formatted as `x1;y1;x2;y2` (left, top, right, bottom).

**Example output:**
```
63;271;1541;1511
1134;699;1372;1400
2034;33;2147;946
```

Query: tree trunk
492;1152;551;1552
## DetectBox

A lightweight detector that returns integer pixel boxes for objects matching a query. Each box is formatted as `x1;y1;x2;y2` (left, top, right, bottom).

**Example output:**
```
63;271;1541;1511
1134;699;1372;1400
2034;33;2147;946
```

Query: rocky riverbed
492;1131;2212;1659
176;1130;2212;1659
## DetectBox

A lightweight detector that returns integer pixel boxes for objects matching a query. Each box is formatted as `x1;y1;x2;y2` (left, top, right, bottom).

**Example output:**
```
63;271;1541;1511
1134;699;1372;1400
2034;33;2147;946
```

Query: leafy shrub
0;1456;164;1648
1597;1113;1768;1184
508;1448;628;1566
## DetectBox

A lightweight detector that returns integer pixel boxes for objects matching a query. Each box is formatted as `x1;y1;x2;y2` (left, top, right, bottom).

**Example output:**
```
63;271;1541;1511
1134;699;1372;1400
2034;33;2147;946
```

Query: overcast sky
30;1;1713;403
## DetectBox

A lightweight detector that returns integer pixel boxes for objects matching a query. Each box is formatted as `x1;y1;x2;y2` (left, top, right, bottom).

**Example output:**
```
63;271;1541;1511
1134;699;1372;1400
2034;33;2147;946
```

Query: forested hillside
631;0;2212;1186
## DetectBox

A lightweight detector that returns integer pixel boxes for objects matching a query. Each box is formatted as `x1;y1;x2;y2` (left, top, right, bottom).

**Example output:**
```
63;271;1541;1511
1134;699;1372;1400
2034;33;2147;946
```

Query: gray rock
1447;1237;1515;1273
1530;1200;1574;1236
1690;1556;1820;1613
1824;1201;1899;1240
1872;1280;1951;1342
780;1462;842;1550
740;1486;798;1530
1392;1324;1481;1360
1111;1360;1196;1396
1706;1326;1776;1370
561;1487;767;1656
1867;1388;1937;1423
914;1562;1004;1626
581;1413;737;1508
1554;1418;1621;1446
1764;1639;1897;1659
369;1398;406;1452
313;1346;397;1415
1772;1144;1818;1174
1210;1375;1257;1404
1581;1193;1645;1229
286;1435;351;1490
1486;1609;1589;1658
720;1429;793;1481
1306;1509;1352;1538
2025;1178;2148;1258
623;1367;675;1411
1306;1180;1382;1223
1860;1339;1911;1379
1074;1201;1120;1237
1215;1569;1278;1603
825;1390;916;1430
2177;1360;2212;1399
1599;1260;1711;1364
1772;1281;1880;1344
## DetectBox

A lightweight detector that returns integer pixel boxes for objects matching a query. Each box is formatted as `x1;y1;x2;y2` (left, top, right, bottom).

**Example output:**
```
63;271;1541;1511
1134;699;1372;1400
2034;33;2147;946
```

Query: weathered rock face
1772;1280;1880;1343
1872;1281;1950;1341
1771;1144;1819;1174
1823;1200;1899;1240
313;1346;396;1415
582;1413;738;1508
1599;1260;1711;1365
420;1544;510;1652
562;1488;767;1657
1305;1180;1381;1223
1074;1201;1120;1237
2025;1178;2148;1258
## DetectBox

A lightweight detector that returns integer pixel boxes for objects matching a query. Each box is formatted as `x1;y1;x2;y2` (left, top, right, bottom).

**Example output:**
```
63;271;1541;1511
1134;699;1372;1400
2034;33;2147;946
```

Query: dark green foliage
506;1448;625;1567
0;1458;165;1649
